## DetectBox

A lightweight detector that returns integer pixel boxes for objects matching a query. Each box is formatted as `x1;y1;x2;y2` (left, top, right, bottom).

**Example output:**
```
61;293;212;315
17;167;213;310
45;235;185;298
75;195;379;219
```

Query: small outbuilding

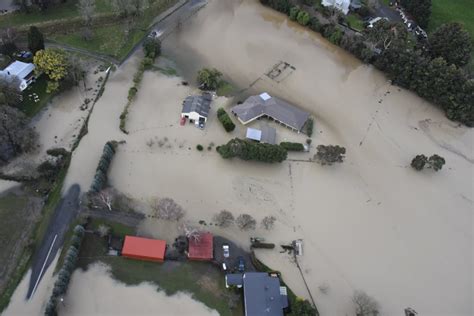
246;125;276;144
181;93;212;126
188;232;213;261
122;235;166;262
0;60;36;91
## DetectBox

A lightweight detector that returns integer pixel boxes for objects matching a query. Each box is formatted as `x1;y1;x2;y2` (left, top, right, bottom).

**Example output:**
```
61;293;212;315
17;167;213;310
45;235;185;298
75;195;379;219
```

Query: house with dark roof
231;93;310;132
0;60;36;91
225;272;289;316
181;93;212;125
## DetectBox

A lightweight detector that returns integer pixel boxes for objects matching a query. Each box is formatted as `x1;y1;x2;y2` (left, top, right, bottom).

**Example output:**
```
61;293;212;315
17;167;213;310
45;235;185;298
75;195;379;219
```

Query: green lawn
346;13;364;31
0;0;112;29
77;219;243;316
18;76;53;117
51;0;177;60
216;81;235;97
428;0;474;36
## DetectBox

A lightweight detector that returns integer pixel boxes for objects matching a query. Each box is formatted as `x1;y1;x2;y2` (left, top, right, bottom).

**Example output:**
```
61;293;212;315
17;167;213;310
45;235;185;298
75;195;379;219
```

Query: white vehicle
367;17;388;28
222;263;227;271
222;244;230;258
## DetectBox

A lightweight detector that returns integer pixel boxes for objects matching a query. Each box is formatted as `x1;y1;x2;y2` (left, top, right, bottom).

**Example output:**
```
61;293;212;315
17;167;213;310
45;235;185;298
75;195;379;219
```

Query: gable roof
188;232;213;260
243;273;288;316
1;61;35;80
182;94;212;118
231;93;310;131
122;236;166;262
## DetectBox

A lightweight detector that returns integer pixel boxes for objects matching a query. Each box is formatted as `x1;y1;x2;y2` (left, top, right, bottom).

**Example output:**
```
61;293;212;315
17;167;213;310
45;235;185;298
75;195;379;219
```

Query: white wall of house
321;0;350;15
181;111;207;122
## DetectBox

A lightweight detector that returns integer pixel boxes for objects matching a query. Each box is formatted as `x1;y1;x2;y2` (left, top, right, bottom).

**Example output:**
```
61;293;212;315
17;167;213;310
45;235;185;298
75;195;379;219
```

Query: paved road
374;2;402;22
26;184;81;299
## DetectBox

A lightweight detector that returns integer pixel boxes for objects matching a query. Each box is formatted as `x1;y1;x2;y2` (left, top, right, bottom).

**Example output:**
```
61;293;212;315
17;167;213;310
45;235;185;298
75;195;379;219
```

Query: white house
0;61;36;91
181;93;212;125
321;0;350;15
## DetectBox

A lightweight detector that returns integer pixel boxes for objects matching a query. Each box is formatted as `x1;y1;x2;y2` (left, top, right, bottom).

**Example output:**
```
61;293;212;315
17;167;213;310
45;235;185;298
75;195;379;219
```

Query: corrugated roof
122;236;166;262
243;273;287;316
260;126;276;145
246;128;262;141
182;94;211;118
188;232;213;260
1;61;35;79
231;93;310;131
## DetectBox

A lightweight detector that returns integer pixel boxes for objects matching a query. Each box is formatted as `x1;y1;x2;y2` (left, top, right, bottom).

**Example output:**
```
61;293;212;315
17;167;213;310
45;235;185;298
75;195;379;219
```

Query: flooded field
57;263;218;316
13;0;471;315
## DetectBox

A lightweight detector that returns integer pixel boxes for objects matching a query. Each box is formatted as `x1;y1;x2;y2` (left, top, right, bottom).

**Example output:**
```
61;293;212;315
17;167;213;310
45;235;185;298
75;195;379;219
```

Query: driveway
374;2;402;22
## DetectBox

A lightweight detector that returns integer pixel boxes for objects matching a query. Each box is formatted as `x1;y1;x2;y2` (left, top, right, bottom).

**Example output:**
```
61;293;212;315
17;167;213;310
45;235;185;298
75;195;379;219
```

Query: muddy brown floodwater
5;0;472;315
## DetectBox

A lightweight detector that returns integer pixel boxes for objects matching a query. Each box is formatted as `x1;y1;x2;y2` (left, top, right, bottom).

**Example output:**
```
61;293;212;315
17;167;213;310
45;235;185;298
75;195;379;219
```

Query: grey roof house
246;126;277;145
231;93;310;132
225;272;289;316
181;93;212;123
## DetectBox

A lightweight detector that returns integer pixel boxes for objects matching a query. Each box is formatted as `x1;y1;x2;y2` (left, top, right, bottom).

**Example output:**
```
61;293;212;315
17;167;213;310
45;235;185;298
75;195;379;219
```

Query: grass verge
18;76;54;118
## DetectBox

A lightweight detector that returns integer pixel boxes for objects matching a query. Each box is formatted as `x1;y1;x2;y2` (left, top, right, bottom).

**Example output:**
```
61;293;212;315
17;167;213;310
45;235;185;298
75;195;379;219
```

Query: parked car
223;244;230;258
237;256;245;272
222;263;227;271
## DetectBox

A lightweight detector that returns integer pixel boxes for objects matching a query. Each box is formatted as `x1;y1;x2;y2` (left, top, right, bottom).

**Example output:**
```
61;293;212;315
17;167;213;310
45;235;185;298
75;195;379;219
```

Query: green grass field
428;0;474;37
18;76;53;117
76;219;243;316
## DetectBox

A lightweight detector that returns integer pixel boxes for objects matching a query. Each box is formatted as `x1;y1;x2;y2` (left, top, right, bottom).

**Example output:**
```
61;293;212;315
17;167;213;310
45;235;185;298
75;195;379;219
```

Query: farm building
0;60;36;91
231;93;310;132
181;93;212;125
188;232;213;261
121;236;166;262
245;126;276;144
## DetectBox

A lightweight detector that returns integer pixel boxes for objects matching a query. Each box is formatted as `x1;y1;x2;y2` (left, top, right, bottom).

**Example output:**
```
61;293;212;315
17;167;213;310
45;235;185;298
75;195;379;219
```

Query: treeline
259;0;473;127
217;138;288;163
90;141;117;193
44;225;85;316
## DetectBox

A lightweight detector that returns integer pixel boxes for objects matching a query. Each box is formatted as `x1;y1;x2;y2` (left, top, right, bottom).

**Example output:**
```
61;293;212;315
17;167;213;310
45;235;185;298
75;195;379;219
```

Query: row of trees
280;142;305;152
44;225;85;316
89;141;118;193
217;107;235;132
259;0;473;127
217;138;288;163
400;0;431;28
213;210;276;230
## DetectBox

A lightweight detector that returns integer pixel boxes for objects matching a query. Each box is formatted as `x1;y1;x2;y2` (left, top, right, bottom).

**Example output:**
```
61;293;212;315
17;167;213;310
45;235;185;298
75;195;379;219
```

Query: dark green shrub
411;154;427;171
143;37;161;60
128;87;137;101
289;6;300;20
196;144;204;151
296;10;310;26
305;118;314;137
280;142;305;151
217;107;235;132
89;142;117;192
46;148;69;157
217;138;288;163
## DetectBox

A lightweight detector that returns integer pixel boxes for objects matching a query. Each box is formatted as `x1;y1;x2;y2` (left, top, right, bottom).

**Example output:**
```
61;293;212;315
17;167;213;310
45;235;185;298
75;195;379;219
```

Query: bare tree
180;223;201;241
352;290;380;316
97;224;110;237
111;0;131;17
129;0;148;16
91;188;115;211
236;214;256;231
261;216;276;230
150;197;185;221
213;210;234;228
77;0;95;27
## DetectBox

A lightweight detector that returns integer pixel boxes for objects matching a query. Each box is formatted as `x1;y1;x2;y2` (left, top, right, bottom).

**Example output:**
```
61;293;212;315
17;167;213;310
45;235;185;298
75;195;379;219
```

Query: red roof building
188;232;213;261
122;236;166;262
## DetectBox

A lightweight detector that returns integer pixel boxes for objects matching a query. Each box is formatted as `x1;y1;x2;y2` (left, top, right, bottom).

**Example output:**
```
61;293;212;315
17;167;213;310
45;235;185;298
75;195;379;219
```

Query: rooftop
121;236;166;262
182;93;212;118
188;232;213;261
231;93;310;131
1;60;35;79
242;272;288;316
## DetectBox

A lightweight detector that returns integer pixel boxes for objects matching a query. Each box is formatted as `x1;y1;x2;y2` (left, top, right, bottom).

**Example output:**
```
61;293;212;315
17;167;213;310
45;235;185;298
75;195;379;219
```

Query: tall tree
0;76;22;107
129;0;148;16
32;0;52;11
0;105;37;165
13;0;29;13
0;28;18;57
33;49;69;93
27;26;45;54
77;0;96;27
429;23;472;68
400;0;431;28
111;0;131;17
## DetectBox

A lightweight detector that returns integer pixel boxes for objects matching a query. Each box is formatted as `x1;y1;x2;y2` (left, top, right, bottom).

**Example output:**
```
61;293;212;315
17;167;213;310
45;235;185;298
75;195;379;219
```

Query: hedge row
44;225;85;316
89;141;117;193
280;142;305;151
119;57;154;134
217;138;287;163
217;108;235;132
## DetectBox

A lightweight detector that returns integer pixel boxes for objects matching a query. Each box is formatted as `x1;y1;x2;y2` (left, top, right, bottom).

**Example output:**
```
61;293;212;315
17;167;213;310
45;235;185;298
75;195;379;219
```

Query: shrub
217;107;236;132
428;154;445;171
89;141;117;193
261;216;276;230
197;68;222;90
296;10;310;26
128;87;137;101
143;37;161;60
280;142;305;152
46;147;69;157
196;144;204;151
217;138;288;163
305;118;314;137
314;145;346;165
289;6;300;20
411;154;427;171
411;154;445;171
213;210;235;227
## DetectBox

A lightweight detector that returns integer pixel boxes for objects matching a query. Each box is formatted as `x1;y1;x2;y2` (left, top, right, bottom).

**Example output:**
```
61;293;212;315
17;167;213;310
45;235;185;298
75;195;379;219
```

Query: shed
122;236;166;262
188;232;213;261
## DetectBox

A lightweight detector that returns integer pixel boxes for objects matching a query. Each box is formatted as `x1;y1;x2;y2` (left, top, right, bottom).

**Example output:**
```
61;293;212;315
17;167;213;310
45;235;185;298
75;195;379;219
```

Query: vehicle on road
222;263;227;271
223;244;230;258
